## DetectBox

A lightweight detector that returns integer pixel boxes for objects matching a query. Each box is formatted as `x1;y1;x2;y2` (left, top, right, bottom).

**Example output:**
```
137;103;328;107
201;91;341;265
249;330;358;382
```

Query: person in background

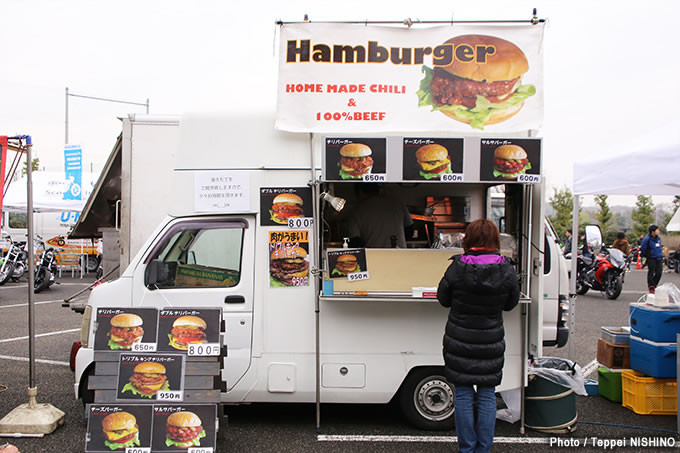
437;219;520;453
641;224;663;293
562;229;573;256
346;183;413;248
611;232;630;256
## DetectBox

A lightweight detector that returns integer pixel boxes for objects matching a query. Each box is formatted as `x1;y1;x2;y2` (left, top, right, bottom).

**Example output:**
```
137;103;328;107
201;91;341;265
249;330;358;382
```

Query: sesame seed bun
339;143;372;157
416;144;449;163
167;411;202;428
110;313;143;328
494;144;527;160
133;361;166;374
172;315;207;330
439;35;529;83
337;254;358;263
271;246;308;260
272;193;303;205
101;411;137;432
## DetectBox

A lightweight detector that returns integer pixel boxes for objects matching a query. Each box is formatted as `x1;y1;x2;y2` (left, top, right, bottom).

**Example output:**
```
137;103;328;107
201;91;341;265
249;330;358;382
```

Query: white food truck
73;114;568;430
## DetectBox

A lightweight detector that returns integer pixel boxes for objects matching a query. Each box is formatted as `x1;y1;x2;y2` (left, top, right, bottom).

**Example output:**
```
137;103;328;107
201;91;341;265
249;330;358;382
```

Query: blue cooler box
629;335;677;378
629;303;680;343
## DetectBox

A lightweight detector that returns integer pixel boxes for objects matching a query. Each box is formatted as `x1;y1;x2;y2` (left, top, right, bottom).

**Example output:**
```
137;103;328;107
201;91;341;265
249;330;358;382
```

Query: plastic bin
597;366;626;402
597;338;630;369
629;335;677;378
601;326;630;345
629;303;680;343
621;369;677;415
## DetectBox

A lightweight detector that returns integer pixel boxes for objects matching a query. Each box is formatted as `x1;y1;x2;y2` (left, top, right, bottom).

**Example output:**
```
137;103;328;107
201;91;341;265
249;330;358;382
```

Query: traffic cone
636;255;642;270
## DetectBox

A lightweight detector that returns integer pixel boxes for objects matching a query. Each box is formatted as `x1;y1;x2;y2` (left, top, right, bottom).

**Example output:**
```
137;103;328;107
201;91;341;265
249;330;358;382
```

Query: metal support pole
308;133;321;433
25;138;36;389
568;195;580;361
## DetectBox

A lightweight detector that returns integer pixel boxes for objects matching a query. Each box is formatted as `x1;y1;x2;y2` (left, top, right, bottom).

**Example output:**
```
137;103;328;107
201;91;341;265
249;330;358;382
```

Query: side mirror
145;259;167;289
584;225;603;253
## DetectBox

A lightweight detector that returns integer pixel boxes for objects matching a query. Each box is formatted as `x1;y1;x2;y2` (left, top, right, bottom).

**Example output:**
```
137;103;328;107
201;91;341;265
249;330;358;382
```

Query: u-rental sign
276;23;544;133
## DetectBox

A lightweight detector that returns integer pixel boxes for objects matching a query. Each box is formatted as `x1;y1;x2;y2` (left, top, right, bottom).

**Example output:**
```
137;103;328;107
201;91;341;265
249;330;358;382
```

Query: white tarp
573;142;680;196
3;171;96;212
668;208;680;232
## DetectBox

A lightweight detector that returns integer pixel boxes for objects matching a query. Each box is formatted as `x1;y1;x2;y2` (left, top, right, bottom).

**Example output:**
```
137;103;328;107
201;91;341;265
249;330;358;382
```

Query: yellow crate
621;369;677;415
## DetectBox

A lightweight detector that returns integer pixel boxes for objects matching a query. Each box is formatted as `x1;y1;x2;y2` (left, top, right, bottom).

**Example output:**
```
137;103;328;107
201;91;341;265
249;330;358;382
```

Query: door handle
224;295;245;304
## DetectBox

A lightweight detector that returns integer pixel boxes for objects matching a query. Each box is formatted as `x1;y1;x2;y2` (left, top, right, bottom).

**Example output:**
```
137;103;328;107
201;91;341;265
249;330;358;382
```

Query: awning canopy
667;208;680;232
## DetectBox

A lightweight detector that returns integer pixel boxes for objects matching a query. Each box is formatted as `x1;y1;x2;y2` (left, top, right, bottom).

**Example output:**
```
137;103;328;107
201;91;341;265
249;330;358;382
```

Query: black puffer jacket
437;252;520;387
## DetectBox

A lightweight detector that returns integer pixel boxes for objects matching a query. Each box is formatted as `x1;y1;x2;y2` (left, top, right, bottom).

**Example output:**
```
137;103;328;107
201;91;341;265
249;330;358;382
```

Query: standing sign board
276;23;544;133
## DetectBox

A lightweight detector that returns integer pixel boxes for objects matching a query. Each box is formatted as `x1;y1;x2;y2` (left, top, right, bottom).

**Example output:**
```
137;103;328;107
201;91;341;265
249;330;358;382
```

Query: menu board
479;138;542;183
86;405;153;452
268;230;310;287
157;309;222;355
94;308;159;352
152;405;218;452
260;187;313;227
324;137;387;181
402;138;464;182
116;353;185;401
327;249;368;280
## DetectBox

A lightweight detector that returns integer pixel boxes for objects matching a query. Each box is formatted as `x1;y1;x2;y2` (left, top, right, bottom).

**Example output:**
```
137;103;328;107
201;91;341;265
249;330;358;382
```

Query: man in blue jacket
640;224;663;293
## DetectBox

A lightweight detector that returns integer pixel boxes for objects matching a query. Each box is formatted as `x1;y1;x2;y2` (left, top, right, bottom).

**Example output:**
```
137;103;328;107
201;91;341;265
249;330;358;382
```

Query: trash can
525;357;584;433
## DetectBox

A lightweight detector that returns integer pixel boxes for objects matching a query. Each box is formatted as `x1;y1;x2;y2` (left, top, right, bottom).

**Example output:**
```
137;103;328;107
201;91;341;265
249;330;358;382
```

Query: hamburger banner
327;249;368;280
157;309;222;355
479;138;542;183
117;353;185;401
277;23;544;132
269;230;310;287
86;405;153;452
260;187;313;226
94;308;159;352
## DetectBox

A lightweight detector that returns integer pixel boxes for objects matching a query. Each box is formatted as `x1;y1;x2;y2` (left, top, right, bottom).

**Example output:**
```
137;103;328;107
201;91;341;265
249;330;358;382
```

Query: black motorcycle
34;237;58;293
0;236;28;285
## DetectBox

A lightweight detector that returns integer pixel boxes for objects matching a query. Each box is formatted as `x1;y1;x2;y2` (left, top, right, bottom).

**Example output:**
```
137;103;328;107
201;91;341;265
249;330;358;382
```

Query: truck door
131;216;254;391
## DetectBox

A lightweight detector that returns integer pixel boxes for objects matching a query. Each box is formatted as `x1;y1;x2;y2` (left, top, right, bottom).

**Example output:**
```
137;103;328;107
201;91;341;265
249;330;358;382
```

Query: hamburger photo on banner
270;246;309;286
270;193;304;225
493;144;531;179
339;143;373;179
332;254;360;277
417;35;536;130
415;144;452;179
121;361;169;398
168;315;207;350
101;411;140;450
108;313;144;350
165;411;207;449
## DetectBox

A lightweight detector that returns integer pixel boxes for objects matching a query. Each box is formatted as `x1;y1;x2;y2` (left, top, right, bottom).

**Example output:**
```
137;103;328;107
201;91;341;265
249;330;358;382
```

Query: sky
2;1;679;208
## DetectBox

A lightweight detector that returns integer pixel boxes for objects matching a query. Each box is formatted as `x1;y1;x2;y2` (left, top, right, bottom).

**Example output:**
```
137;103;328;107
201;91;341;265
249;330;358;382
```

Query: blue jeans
455;385;496;453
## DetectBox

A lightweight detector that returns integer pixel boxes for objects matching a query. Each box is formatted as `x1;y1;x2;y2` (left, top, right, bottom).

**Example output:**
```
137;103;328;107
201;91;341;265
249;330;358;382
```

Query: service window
145;220;245;288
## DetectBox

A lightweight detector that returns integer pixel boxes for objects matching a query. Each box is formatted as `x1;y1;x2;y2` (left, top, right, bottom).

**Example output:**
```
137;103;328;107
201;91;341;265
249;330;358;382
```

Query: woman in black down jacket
437;219;519;453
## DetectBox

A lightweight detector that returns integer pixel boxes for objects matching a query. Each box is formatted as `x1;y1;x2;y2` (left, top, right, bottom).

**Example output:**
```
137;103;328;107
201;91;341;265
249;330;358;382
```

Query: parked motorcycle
576;246;625;299
0;236;28;285
34;237;58;293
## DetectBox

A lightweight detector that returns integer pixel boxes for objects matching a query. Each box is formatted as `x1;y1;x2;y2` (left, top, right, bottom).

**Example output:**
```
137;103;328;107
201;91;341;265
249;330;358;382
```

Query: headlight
80;305;93;348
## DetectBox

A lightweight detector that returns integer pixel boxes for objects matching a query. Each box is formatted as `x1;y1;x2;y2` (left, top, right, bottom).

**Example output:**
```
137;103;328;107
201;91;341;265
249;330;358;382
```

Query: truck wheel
399;368;455;431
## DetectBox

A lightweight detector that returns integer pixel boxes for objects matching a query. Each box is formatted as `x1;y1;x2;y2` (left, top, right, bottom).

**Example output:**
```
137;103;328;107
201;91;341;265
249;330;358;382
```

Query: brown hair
462;219;501;252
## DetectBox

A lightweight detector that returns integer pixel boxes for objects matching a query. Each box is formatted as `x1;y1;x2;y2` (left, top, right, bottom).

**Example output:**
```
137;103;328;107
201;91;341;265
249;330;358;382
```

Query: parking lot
1;270;680;452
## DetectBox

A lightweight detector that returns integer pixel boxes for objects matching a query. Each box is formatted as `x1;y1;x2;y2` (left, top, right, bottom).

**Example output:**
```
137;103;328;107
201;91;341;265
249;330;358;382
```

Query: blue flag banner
64;145;83;200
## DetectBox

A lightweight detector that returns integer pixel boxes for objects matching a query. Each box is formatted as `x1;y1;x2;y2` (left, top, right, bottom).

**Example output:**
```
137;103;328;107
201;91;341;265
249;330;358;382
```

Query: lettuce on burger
417;34;536;130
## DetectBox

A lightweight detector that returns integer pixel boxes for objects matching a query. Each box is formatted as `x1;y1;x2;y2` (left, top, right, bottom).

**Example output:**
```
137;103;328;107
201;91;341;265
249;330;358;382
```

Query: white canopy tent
667;208;680;233
3;171;96;213
569;141;680;360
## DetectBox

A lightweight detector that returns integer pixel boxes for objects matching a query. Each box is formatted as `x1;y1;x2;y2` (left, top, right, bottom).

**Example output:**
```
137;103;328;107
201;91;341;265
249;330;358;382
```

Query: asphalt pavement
1;269;680;452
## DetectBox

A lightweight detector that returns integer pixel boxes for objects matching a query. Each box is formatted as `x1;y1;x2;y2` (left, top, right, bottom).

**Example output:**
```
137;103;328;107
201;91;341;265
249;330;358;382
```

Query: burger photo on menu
493;144;531;179
270;193;304;225
417;35;536;130
339;143;373;179
332;254;360;277
121;361;169;398
270;246;309;286
101;411;140;450
165;411;207;449
108;313;144;350
415;144;452;180
168;316;207;350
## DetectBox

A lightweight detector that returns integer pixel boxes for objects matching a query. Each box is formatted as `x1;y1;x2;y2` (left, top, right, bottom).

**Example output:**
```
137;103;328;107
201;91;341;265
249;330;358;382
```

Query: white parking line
0;299;63;309
0;328;79;343
0;354;69;367
318;435;549;444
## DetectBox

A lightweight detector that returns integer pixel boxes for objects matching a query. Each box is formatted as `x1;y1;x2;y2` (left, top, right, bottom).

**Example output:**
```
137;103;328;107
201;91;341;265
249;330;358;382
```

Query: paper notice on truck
175;264;239;287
